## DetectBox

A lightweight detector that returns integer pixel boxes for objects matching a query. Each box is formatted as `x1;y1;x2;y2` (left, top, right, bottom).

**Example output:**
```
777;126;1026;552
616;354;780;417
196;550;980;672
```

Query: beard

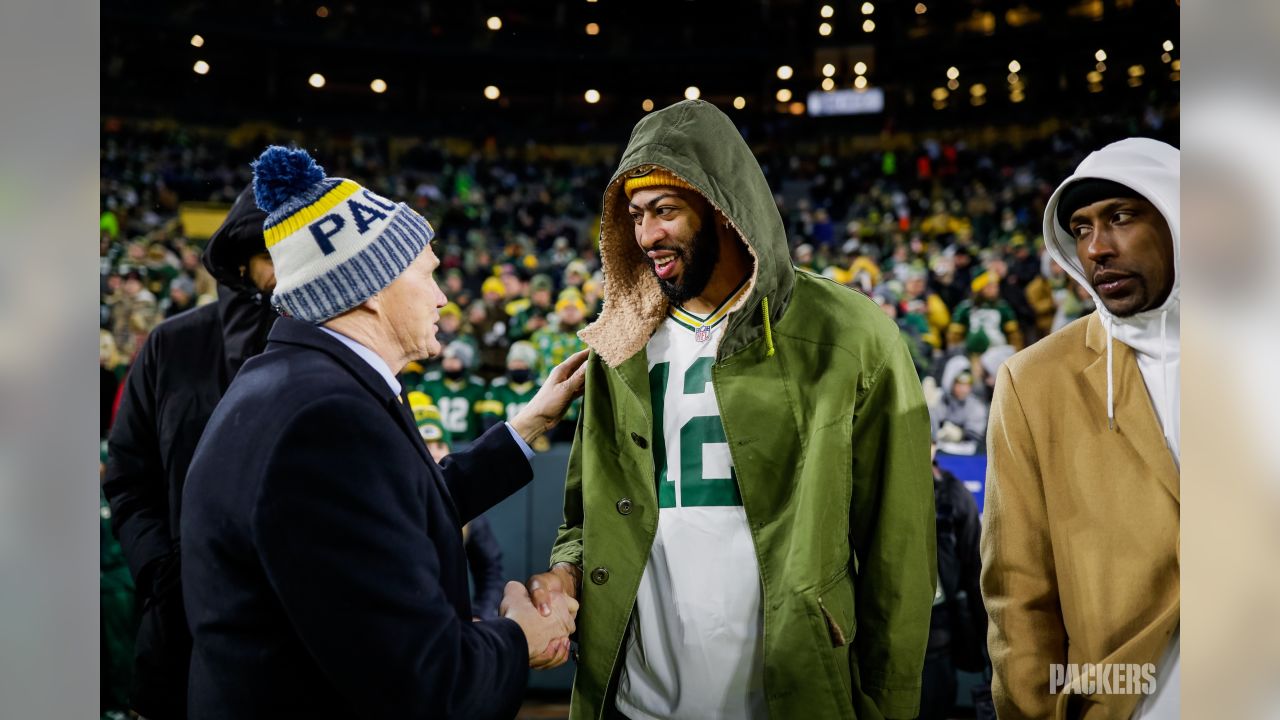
652;223;721;305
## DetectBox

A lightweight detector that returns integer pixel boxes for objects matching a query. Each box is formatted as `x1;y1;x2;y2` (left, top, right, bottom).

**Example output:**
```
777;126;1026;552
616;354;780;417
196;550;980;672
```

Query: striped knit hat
251;146;435;323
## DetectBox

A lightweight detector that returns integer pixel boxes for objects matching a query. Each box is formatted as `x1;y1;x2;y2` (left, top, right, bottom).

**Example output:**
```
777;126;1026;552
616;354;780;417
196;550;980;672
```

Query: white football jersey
615;282;767;720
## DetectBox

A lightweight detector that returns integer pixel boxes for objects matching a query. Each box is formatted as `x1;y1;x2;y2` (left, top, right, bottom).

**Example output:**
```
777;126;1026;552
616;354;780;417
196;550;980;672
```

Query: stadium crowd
100;107;1174;456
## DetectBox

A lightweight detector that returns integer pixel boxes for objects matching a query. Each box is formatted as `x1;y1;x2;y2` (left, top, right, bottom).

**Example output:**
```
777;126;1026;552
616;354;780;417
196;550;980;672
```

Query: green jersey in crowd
478;376;539;430
531;327;586;424
413;371;488;443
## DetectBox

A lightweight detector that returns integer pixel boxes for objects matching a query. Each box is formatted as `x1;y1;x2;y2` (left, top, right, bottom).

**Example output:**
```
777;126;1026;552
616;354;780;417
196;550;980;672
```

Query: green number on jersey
650;358;742;508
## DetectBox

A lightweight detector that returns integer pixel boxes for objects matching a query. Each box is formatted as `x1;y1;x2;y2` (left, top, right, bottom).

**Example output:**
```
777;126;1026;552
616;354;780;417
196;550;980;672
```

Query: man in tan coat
981;138;1180;719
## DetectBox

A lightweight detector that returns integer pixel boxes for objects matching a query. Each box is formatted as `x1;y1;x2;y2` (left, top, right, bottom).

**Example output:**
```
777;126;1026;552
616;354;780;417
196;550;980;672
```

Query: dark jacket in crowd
182;318;533;719
464;515;505;620
101;186;275;719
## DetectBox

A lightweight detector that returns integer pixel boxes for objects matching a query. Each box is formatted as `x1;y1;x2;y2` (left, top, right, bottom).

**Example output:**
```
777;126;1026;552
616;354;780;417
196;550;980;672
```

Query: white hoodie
1042;138;1181;465
1042;138;1180;720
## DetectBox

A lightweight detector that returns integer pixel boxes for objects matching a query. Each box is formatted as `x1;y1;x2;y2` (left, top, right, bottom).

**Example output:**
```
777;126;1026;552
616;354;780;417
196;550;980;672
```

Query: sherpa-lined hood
580;100;794;367
1042;138;1180;461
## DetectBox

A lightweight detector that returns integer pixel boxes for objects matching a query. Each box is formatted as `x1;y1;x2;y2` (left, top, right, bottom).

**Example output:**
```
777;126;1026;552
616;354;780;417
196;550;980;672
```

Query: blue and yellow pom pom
251;145;326;213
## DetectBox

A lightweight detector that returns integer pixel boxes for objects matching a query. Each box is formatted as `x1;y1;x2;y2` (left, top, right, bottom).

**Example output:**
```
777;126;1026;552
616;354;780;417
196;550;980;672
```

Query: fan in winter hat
251;145;436;323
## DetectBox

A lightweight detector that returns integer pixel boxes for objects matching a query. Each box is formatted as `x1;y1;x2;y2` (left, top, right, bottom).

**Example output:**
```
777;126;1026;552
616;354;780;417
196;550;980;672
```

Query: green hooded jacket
552;100;935;719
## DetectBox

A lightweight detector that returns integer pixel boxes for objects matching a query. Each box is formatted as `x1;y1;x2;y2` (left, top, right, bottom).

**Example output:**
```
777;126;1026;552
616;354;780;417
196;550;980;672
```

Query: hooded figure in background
102;185;278;719
980;138;1180;719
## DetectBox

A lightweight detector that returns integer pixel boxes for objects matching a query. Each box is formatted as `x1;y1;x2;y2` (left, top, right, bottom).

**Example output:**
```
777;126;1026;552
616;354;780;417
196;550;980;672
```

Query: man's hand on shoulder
510;350;588;444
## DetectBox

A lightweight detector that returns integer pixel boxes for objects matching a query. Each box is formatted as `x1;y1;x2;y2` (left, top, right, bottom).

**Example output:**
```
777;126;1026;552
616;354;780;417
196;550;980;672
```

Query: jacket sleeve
465;516;506;620
980;363;1067;719
439;421;533;525
848;341;936;719
548;380;588;570
252;397;528;720
102;335;172;597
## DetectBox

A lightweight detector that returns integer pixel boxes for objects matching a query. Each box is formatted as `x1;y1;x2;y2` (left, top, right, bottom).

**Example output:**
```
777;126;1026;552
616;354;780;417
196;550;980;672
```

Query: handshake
499;563;581;670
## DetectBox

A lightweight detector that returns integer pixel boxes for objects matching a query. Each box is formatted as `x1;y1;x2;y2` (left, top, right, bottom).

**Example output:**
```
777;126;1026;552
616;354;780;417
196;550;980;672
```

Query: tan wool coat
981;312;1179;719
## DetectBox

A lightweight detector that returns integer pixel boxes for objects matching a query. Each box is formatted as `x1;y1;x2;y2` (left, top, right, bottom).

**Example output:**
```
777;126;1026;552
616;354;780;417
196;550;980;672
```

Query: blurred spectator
161;275;196;319
948;271;1024;356
414;340;488;444
507;274;554;341
933;356;989;451
920;439;990;720
479;341;540;435
902;267;951;352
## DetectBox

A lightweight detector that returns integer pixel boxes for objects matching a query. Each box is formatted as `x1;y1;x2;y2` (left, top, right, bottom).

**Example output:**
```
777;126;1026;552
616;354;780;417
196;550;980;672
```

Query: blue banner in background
935;452;988;513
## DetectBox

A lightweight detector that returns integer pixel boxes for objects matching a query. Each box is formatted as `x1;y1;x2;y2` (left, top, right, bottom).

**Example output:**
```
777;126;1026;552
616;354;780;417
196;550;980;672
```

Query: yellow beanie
623;168;696;199
482;276;506;297
971;271;996;293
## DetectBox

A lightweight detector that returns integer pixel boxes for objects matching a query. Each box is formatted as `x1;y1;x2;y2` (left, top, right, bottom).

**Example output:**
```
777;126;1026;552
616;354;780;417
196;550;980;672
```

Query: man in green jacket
528;100;935;719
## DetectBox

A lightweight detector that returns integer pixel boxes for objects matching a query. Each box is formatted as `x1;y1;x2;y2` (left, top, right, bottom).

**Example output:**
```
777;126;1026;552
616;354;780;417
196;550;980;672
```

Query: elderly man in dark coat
182;147;584;720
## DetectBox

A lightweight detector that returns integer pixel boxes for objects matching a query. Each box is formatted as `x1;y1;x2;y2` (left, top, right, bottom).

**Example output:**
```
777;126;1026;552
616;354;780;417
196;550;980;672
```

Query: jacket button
590;567;610;585
616;498;633;515
630;432;648;449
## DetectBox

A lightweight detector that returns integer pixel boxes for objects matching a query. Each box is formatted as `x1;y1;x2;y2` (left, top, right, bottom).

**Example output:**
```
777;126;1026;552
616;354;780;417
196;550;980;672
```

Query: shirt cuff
504;422;535;461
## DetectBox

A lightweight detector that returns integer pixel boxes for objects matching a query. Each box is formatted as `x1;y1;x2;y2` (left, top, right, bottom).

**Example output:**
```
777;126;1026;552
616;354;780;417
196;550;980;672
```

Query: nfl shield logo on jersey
694;326;711;343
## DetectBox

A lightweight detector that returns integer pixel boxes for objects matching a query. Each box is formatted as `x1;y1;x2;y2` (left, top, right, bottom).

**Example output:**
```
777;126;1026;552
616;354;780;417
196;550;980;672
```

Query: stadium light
308;73;325;88
776;88;792;102
854;61;867;75
819;23;832;36
1161;52;1172;64
788;102;805;115
1128;65;1145;77
1095;49;1107;62
1087;71;1103;83
685;86;700;100
1171;59;1181;71
915;3;927;14
193;60;210;75
862;19;875;32
316;6;329;18
585;89;601;104
853;76;868;90
946;66;960;80
1008;72;1020;84
820;5;834;18
777;65;794;80
1008;60;1021;73
370;79;387;94
931;88;949;101
486;16;502;31
484;85;500;100
947;79;959;91
190;34;204;48
861;2;875;14
822;78;836;91
970;83;987;97
822;63;836;78
1163;40;1174;52
733;96;746;110
642;99;655;111
585;22;600;35
1097;62;1107;72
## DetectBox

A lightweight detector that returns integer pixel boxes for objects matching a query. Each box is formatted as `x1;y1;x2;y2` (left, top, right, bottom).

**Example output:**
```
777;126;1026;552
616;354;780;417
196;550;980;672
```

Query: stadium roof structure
103;0;1179;140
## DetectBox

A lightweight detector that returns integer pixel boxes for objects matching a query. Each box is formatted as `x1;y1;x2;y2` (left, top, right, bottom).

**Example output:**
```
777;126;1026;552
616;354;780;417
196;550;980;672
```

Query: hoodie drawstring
1105;317;1115;431
761;296;775;357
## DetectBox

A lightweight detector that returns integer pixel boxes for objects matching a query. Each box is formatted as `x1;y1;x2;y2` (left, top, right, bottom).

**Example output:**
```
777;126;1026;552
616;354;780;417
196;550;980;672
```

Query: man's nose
637;216;665;250
1084;228;1117;264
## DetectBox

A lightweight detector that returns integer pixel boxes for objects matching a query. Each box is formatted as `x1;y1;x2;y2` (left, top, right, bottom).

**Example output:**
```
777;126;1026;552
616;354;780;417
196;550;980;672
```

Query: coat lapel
1081;314;1180;504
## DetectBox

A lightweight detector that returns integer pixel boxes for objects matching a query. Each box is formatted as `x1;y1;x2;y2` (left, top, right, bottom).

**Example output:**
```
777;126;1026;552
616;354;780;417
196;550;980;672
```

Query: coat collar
1081;313;1179;503
267;317;400;404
